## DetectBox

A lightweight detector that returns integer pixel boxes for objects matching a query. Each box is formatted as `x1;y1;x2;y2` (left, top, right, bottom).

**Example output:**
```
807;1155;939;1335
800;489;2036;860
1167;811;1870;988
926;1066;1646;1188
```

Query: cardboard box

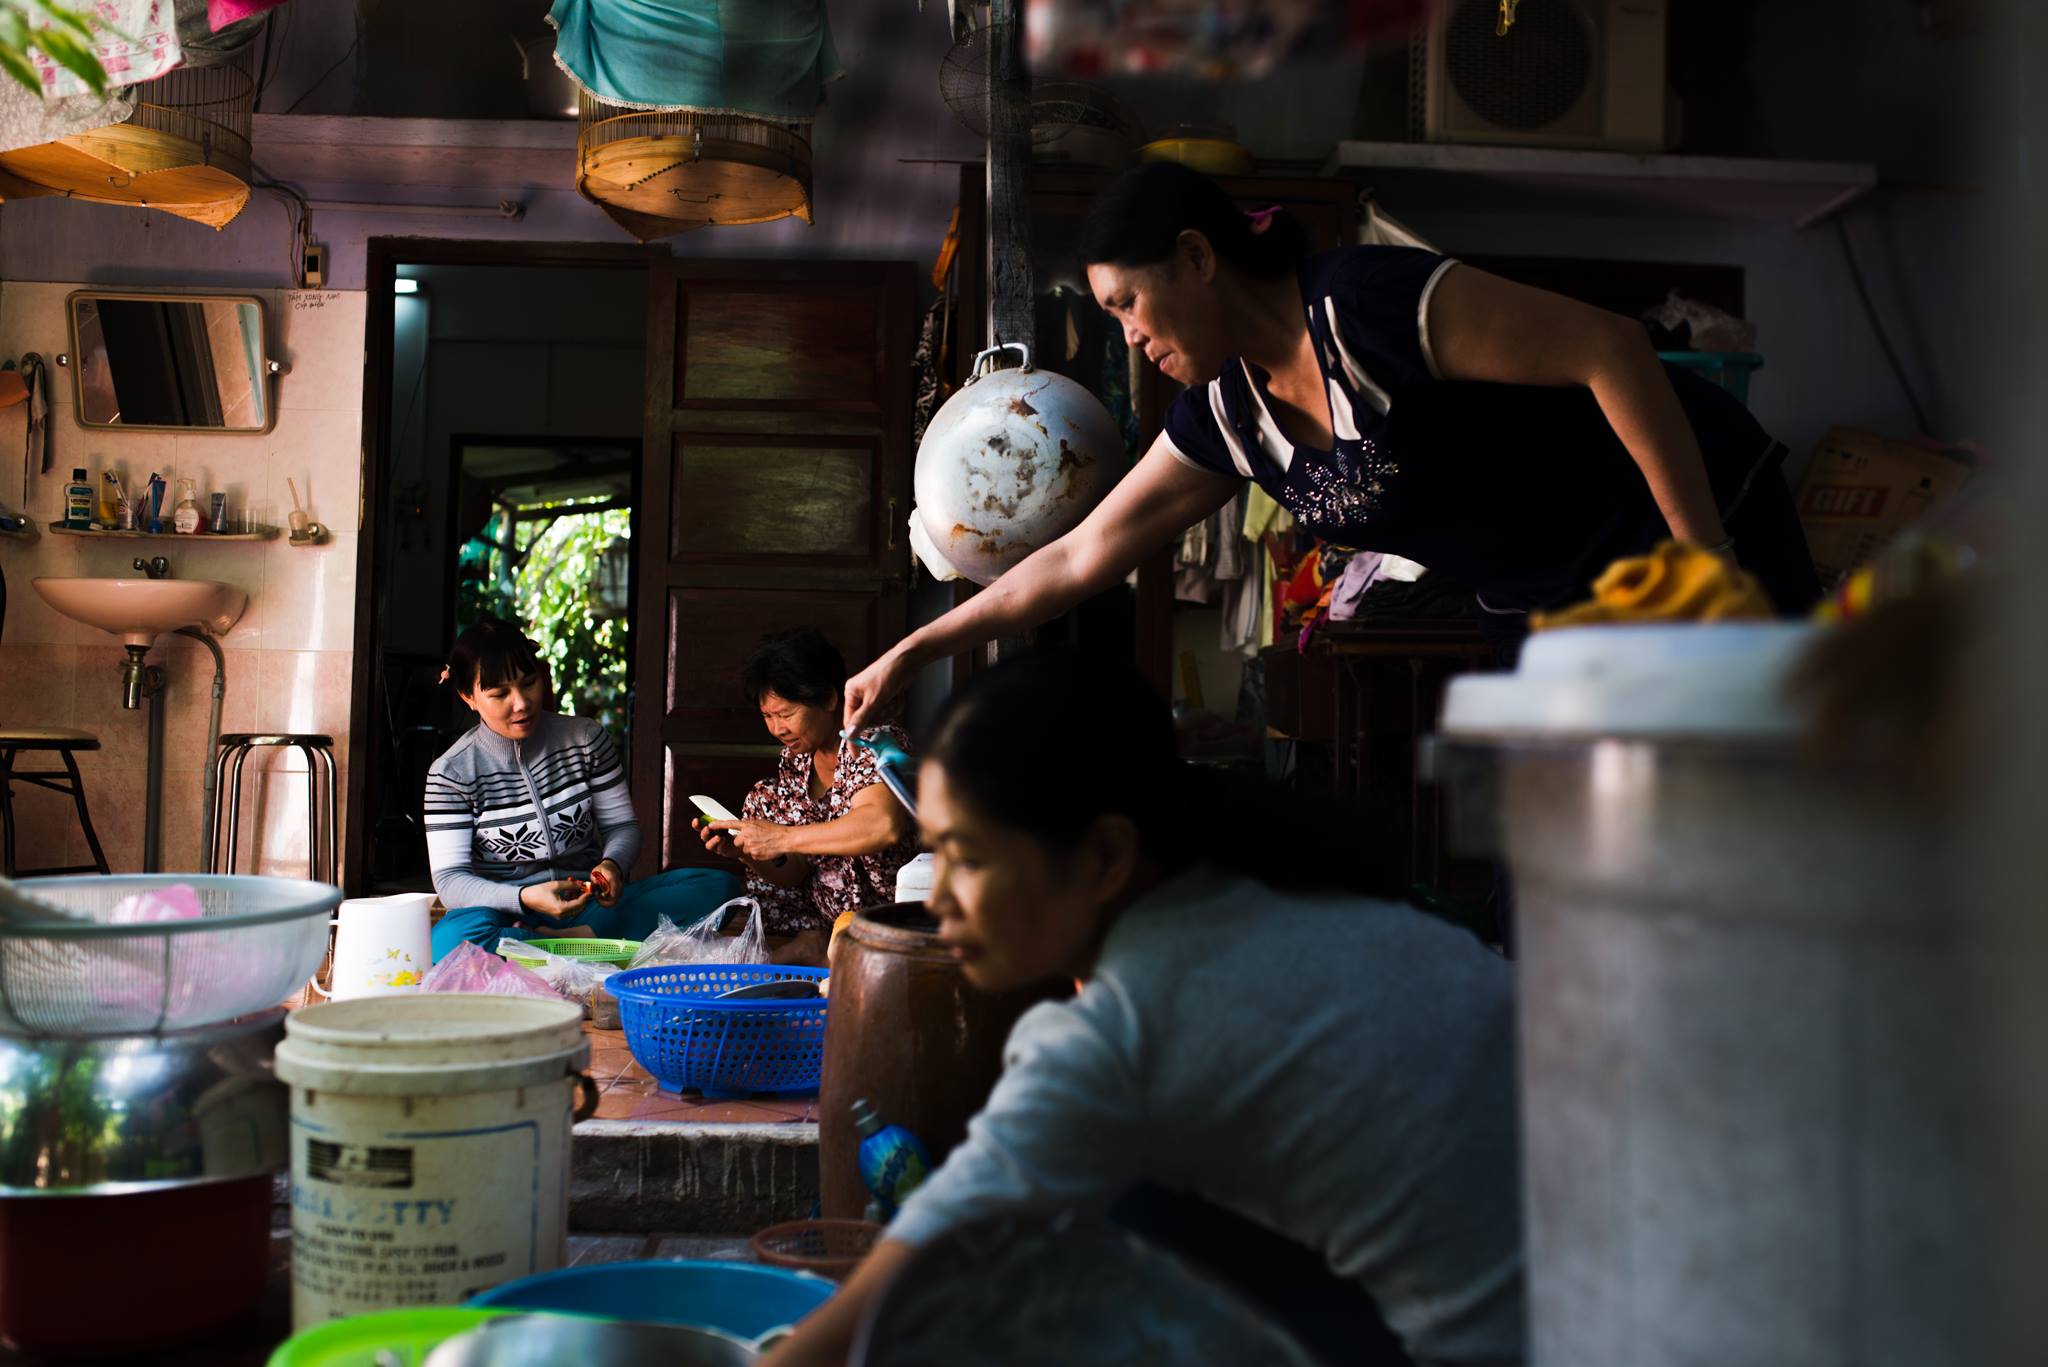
1793;427;1974;585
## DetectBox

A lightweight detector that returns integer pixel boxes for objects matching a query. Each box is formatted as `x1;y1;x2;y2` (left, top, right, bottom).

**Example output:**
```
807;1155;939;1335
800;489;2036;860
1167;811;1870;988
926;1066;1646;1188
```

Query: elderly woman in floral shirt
697;627;919;965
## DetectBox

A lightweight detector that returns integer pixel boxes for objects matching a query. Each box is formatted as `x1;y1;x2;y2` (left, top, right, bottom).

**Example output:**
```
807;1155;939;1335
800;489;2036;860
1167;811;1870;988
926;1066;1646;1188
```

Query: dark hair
926;650;1386;898
447;615;544;695
742;627;847;708
1079;161;1310;280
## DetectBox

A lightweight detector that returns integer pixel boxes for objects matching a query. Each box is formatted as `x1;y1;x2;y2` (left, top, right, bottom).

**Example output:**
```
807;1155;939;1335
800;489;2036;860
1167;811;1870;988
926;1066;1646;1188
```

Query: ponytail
1079;160;1311;281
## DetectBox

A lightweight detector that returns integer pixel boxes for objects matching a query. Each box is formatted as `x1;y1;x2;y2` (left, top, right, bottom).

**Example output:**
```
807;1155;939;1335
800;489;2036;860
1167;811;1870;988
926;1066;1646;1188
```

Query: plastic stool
210;733;338;882
0;727;111;876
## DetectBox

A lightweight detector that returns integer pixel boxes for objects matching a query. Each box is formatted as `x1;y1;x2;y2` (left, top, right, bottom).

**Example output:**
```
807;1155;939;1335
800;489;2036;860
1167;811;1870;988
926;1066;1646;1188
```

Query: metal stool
0;726;111;876
210;733;338;882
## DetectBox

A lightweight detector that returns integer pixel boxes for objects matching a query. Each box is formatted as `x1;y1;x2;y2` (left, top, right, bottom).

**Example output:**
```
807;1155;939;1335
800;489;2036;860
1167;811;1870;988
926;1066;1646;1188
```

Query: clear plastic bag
626;896;768;970
501;937;623;1023
419;940;561;999
1641;289;1758;353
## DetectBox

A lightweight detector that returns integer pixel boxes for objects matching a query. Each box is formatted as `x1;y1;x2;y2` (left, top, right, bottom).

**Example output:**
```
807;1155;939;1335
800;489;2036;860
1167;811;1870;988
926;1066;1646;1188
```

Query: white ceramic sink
32;577;248;648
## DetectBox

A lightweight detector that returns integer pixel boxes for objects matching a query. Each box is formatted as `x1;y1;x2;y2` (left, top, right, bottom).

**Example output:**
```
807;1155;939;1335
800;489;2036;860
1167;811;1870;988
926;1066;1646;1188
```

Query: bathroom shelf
47;524;279;542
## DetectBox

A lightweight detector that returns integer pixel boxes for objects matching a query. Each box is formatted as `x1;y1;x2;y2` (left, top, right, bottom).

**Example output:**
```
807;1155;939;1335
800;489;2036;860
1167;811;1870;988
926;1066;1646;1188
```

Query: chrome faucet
132;556;169;580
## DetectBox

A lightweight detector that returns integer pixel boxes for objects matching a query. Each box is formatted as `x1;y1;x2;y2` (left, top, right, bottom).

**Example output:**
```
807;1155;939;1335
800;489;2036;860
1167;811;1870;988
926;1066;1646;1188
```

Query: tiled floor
583;1020;819;1124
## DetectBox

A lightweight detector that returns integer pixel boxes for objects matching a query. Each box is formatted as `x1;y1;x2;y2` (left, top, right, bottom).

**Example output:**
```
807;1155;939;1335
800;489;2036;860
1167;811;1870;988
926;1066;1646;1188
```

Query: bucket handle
573;1070;602;1123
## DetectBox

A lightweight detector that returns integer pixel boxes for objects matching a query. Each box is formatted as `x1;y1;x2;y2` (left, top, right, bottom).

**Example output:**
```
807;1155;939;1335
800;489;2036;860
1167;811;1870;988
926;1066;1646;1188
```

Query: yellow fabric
1242;486;1291;650
1531;540;1773;631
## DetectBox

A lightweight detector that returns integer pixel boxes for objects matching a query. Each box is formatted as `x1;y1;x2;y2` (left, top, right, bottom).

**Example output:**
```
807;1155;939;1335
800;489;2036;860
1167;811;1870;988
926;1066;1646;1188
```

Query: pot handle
968;342;1032;380
572;1070;602;1123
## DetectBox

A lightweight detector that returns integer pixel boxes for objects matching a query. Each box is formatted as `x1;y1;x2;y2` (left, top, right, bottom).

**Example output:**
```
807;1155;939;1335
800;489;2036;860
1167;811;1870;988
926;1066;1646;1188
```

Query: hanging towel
30;0;181;98
547;0;843;119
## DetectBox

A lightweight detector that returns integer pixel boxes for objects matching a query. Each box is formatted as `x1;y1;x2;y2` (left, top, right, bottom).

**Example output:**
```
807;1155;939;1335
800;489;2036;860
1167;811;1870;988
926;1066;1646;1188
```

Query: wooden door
632;260;916;873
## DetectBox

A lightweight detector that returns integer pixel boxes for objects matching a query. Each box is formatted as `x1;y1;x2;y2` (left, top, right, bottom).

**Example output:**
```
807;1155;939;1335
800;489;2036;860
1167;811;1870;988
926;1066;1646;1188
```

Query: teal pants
431;867;741;963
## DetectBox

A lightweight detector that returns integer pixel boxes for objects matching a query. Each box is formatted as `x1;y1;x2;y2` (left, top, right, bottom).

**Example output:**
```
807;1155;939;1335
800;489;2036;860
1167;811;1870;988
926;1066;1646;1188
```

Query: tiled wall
0;283;365;879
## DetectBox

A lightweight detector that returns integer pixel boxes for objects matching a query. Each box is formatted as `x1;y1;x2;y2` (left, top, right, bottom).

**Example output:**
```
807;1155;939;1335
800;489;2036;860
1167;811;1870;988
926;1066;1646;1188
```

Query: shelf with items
46;523;279;542
1321;141;1878;230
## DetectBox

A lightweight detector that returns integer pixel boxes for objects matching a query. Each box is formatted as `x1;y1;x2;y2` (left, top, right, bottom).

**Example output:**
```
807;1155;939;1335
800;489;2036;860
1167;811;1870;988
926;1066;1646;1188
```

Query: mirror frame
65;289;283;435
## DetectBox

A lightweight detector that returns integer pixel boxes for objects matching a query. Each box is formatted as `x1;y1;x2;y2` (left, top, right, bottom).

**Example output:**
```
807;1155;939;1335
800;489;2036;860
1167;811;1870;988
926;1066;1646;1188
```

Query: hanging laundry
0;85;132;156
207;0;288;30
547;0;842;119
1026;0;1432;81
30;0;181;98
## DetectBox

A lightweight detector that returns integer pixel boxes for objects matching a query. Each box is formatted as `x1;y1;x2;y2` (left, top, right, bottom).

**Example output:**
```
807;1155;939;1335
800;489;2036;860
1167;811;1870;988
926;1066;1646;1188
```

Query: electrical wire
1835;215;1935;436
282;33;359;116
249;162;314;288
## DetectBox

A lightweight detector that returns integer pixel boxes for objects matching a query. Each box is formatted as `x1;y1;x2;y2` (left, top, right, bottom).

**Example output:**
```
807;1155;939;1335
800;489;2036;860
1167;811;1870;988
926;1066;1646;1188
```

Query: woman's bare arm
758;1239;916;1367
845;438;1240;726
1426;264;1730;548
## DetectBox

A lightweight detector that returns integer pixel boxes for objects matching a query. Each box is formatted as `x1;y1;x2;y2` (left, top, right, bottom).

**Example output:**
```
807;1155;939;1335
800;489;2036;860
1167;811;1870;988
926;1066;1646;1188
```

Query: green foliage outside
0;2;112;97
457;504;634;736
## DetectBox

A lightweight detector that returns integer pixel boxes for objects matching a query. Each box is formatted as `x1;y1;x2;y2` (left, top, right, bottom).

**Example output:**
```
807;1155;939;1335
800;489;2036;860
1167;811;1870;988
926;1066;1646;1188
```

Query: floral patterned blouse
740;725;919;934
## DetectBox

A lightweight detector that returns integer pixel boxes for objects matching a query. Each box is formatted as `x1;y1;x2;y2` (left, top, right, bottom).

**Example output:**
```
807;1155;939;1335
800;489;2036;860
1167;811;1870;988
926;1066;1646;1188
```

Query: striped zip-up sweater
423;713;638;913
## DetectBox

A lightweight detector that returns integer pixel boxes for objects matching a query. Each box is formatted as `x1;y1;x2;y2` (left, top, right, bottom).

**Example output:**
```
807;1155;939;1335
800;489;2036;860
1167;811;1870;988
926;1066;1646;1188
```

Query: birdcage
575;89;812;243
0;49;256;230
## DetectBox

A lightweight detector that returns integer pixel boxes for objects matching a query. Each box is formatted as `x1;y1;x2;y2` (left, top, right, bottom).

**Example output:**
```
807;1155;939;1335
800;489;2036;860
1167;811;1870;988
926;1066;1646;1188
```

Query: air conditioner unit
1412;0;1669;151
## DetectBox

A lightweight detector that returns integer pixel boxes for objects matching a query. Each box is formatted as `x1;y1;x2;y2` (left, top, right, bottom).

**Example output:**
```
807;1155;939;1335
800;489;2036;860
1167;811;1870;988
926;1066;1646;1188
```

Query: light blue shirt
888;868;1525;1365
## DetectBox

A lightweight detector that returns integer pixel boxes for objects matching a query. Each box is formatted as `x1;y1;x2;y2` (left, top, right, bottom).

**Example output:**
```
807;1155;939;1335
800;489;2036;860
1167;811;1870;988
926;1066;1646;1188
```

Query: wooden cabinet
1265;620;1496;903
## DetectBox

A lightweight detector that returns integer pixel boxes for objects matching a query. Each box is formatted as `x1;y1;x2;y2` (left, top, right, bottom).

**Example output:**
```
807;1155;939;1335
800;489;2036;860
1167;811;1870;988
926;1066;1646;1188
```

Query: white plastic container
894;852;937;905
317;892;435;1000
274;994;595;1328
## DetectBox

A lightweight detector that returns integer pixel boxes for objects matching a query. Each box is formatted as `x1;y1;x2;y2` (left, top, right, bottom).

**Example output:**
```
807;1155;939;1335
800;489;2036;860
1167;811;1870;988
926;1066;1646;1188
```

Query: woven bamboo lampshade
0;49;255;230
575;89;813;243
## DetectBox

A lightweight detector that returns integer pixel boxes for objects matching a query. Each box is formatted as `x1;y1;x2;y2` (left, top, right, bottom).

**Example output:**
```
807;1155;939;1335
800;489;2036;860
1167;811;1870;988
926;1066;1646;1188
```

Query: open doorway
450;436;637;733
348;243;655;894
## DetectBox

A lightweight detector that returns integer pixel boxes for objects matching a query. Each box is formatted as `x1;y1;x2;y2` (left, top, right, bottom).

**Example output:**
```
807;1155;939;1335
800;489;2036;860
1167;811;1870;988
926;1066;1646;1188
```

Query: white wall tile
266;407;364;532
248;532;357;653
275;290;369;414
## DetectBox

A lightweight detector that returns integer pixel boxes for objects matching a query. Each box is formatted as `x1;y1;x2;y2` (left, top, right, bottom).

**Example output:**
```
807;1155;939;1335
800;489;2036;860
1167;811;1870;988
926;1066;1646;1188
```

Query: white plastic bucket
314;893;436;1000
274;994;596;1329
894;852;936;904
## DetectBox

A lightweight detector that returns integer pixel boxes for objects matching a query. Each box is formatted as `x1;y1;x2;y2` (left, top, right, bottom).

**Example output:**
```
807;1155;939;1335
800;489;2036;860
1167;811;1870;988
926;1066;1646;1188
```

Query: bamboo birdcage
575;88;813;243
0;51;256;230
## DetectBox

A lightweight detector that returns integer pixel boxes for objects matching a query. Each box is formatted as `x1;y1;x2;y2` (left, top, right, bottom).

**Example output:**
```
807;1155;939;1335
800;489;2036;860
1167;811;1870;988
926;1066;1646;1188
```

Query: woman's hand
844;644;918;731
713;818;799;864
589;860;624;907
518;879;592;921
842;441;1240;730
695;817;741;860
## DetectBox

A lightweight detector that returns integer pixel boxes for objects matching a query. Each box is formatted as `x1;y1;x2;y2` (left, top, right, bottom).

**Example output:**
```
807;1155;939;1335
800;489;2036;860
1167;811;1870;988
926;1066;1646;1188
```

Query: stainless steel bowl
0;1008;288;1193
423;1315;759;1366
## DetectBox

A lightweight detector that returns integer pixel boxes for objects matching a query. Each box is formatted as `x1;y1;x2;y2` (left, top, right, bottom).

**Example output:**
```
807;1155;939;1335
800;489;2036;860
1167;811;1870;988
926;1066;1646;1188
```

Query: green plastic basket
497;937;642;967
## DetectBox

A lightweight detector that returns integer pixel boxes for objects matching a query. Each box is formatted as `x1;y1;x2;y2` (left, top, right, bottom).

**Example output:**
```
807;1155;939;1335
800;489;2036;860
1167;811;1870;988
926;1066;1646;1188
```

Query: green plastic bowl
265;1308;509;1367
497;938;641;967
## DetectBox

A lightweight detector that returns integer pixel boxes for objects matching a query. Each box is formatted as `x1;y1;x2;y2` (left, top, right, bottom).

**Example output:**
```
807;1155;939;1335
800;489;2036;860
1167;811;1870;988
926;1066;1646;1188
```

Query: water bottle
851;1097;932;1219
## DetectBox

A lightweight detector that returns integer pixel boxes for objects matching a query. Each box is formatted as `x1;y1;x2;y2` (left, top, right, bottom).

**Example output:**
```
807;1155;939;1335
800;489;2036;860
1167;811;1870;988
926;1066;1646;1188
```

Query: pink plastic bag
419;940;561;999
108;883;204;924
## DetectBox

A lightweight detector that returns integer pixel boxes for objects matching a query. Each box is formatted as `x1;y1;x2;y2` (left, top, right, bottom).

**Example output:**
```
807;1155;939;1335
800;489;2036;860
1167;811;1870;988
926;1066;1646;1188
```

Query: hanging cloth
547;0;843;119
30;0;182;98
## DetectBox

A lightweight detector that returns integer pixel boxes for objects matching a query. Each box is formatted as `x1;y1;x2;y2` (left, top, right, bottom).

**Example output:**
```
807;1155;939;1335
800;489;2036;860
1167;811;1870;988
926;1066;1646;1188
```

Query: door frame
347;239;663;895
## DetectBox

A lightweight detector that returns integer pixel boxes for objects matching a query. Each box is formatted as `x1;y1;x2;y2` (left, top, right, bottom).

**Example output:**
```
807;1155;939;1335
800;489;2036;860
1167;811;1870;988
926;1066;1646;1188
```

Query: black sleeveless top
1162;247;1785;614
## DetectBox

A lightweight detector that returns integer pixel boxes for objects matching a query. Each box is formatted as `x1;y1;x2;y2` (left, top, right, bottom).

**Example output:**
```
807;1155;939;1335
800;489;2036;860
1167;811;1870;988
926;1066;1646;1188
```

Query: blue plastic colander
606;963;829;1097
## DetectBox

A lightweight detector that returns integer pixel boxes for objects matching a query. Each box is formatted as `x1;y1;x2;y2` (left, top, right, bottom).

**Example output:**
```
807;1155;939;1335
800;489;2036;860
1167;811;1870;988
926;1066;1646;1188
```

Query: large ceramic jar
818;904;1066;1219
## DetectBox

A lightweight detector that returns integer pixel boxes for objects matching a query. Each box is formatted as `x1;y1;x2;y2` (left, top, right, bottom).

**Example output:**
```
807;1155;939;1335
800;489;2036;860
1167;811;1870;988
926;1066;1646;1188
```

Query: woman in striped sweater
424;616;738;962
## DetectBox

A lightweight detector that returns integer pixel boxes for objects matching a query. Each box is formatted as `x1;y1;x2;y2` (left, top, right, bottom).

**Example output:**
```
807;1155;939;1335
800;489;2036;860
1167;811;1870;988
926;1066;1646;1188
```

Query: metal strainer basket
0;875;340;1037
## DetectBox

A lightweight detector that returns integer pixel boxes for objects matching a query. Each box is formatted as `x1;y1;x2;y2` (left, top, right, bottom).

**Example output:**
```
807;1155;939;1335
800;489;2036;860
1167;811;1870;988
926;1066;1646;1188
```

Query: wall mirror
66;291;285;433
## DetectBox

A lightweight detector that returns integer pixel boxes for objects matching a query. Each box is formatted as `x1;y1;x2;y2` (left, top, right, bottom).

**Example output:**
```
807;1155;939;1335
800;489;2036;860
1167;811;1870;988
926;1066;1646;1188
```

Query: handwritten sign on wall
288;291;344;312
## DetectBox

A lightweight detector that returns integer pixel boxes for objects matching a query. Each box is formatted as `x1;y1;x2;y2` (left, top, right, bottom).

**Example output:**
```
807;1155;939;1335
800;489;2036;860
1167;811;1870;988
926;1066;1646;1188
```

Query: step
571;1119;820;1235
